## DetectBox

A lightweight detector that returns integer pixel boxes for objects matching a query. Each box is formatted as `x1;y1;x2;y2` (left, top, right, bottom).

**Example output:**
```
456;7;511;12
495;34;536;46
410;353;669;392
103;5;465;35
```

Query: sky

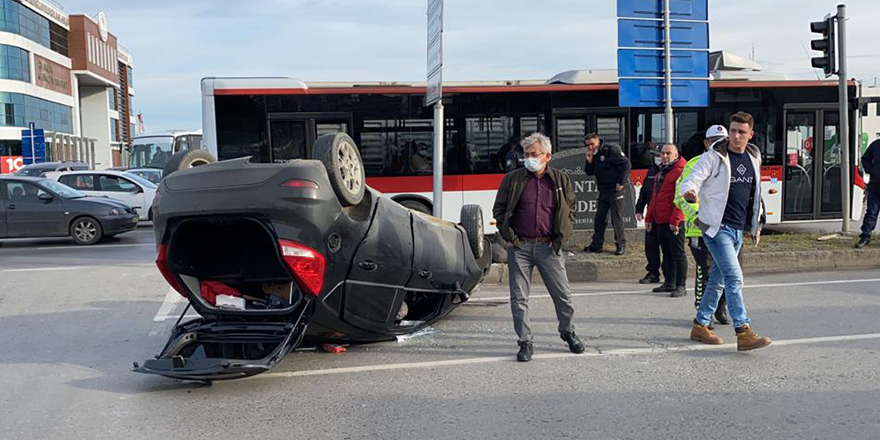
58;0;880;133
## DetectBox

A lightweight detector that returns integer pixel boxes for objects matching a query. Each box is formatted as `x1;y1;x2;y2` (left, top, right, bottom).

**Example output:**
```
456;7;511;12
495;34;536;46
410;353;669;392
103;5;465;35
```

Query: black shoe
855;238;870;249
652;284;675;293
614;244;625;256
585;244;603;253
638;273;661;284
669;286;687;298
561;332;586;354
516;341;533;362
714;305;731;325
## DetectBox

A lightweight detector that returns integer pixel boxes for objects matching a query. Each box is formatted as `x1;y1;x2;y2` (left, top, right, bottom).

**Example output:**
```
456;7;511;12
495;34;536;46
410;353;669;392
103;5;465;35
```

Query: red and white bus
200;75;865;232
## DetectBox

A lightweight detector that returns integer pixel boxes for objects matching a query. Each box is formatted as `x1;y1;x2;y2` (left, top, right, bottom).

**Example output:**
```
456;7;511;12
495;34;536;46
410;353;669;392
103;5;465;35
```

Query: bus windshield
130;136;174;168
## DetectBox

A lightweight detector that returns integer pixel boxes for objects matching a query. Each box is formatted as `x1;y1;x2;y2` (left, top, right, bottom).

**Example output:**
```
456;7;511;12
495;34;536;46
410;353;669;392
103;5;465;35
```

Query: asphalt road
0;231;878;440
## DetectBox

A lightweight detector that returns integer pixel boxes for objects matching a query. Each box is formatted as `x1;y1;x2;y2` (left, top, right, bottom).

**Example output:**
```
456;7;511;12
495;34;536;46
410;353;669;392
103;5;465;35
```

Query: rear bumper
99;215;139;234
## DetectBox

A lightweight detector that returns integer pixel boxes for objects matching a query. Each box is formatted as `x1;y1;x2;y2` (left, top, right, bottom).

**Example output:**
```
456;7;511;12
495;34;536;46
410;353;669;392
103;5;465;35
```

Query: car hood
75;196;132;209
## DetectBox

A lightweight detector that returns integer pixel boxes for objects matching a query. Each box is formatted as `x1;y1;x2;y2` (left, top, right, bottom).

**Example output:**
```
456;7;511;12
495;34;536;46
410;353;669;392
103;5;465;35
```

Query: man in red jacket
645;143;688;297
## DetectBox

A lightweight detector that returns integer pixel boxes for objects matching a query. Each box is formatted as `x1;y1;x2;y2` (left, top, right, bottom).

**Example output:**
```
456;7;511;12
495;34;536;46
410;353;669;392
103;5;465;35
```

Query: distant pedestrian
856;138;880;248
675;125;730;325
645;143;687;297
492;132;586;362
584;134;631;255
635;143;663;284
681;112;772;351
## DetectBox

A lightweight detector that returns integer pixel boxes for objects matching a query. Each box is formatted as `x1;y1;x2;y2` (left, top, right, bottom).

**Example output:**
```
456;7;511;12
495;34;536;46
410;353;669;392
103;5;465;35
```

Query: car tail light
156;244;187;297
278;240;325;296
281;179;319;189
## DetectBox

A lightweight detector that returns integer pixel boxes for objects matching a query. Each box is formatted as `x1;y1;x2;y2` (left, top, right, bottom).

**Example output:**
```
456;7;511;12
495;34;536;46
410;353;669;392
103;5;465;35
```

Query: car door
4;180;66;237
0;182;7;237
97;174;145;218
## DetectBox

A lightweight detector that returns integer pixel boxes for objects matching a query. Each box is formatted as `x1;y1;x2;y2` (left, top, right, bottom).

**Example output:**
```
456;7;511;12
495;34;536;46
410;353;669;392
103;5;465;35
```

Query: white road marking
1;263;154;273
470;277;880;302
33;243;153;251
152;288;184;322
256;332;880;379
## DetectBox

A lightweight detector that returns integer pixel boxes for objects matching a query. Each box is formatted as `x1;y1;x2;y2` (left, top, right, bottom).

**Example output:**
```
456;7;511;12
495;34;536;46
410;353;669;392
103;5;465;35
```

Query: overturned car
134;133;491;381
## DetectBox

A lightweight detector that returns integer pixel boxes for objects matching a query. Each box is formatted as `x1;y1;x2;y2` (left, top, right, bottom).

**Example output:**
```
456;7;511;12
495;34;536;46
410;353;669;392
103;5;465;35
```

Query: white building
0;0;133;173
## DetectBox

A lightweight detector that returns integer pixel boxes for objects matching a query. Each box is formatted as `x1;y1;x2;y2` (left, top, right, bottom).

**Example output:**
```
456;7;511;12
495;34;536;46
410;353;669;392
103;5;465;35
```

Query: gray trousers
507;242;577;342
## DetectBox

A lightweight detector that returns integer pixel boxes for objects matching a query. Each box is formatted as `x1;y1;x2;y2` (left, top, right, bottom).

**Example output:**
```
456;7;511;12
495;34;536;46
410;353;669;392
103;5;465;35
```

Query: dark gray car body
0;176;138;240
137;157;490;381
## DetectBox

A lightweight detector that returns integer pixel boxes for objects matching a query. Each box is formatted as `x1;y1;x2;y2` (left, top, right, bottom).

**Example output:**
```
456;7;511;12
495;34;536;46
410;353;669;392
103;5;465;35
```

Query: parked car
46;170;158;221
126;168;163;184
13;161;89;177
134;133;491;382
0;175;138;245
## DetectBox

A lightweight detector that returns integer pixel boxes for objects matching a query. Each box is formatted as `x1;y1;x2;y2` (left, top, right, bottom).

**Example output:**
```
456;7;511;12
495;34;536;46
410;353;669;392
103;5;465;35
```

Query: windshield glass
128;169;162;184
40;179;86;199
130;136;174;168
123;172;158;189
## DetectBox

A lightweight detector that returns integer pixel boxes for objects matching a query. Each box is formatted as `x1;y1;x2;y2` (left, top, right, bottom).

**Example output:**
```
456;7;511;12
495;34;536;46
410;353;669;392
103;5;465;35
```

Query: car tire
398;199;431;214
460;204;485;260
162;149;217;178
313;133;365;207
70;216;103;245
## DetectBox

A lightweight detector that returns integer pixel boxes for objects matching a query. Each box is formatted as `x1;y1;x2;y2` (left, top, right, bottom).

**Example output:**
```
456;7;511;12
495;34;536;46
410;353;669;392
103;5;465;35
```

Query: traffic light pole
837;4;850;233
663;0;674;144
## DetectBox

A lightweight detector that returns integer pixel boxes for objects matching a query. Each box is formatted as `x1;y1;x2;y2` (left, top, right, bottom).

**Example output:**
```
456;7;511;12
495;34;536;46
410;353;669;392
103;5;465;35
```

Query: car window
99;175;139;193
60;174;96;190
6;181;47;201
39;179;85;199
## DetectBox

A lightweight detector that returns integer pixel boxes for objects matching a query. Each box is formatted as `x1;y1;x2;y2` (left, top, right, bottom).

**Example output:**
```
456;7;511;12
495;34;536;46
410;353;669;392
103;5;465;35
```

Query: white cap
705;125;728;139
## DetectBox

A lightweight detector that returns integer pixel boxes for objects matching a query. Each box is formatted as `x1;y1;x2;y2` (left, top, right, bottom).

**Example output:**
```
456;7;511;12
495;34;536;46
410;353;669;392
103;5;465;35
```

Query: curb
483;248;880;284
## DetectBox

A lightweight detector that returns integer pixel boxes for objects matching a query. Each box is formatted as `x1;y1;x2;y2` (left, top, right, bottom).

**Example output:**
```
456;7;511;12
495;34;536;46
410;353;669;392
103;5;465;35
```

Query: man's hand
636;213;644;222
615;184;625;192
747;230;761;246
669;223;679;234
585;150;594;163
683;190;698;203
646;222;652;232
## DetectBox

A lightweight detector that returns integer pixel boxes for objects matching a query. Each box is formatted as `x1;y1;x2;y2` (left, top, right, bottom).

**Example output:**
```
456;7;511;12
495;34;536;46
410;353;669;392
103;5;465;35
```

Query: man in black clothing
635;143;662;283
857;139;880;248
584;133;632;255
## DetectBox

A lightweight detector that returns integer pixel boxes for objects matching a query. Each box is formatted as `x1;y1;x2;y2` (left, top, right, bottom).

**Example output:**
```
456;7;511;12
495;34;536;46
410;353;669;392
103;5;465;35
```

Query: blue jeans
696;224;750;328
860;189;880;241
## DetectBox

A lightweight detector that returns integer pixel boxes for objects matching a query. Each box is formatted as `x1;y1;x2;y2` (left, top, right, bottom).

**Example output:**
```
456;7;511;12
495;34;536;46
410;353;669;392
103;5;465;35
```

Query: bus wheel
459;204;485;260
163;149;217;177
314;133;365;207
398;199;431;214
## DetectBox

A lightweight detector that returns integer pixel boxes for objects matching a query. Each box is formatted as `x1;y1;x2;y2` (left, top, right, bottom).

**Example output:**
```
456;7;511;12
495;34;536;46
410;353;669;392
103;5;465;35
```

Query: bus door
266;112;351;162
783;106;843;220
552;109;628;152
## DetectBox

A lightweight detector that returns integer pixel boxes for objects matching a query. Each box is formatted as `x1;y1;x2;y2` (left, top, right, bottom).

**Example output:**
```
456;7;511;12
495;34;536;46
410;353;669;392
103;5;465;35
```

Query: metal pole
837;4;851;232
432;101;444;217
663;0;674;144
29;122;35;164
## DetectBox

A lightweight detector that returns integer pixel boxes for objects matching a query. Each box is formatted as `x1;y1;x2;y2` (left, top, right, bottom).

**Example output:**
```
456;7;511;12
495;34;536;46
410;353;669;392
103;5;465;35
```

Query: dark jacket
635;164;660;214
863;139;880;191
493;166;576;252
645;156;686;226
584;141;631;193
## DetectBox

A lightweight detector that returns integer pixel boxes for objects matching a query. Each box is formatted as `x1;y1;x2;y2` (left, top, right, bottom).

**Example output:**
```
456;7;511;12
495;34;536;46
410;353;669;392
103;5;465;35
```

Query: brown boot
736;325;772;351
690;322;723;345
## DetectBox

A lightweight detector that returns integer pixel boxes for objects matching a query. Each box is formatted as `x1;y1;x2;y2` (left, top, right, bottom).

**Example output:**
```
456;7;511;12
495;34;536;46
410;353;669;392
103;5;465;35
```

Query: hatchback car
0;176;138;245
134;133;490;382
47;170;158;221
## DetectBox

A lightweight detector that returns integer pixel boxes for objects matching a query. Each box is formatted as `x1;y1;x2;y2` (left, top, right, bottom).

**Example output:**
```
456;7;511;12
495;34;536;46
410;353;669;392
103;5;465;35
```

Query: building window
0;0;68;56
108;88;117;111
0;45;29;82
127;66;133;88
110;119;120;142
0;92;73;133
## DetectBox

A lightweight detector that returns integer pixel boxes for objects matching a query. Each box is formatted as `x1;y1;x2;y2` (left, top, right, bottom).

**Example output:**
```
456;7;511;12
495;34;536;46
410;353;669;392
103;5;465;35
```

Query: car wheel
313;133;365;207
460;204;485;259
162;149;217;178
70;217;103;245
398;199;431;214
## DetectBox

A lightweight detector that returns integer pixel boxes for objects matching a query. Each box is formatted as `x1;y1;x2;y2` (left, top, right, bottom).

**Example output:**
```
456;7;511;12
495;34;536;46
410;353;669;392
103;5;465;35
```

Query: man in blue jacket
857;139;880;248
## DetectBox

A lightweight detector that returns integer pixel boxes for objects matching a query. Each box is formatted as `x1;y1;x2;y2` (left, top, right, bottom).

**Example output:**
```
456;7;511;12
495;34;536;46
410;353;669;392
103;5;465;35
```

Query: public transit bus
200;76;863;232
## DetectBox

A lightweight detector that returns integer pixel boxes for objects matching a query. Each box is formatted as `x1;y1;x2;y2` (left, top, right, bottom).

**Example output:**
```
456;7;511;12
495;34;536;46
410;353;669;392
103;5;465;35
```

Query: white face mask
524;157;544;172
653;156;662;166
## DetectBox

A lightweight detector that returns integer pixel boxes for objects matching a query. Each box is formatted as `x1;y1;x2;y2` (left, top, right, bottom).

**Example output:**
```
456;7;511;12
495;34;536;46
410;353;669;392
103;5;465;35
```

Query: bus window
465;116;514;174
360;119;453;177
555;117;586;151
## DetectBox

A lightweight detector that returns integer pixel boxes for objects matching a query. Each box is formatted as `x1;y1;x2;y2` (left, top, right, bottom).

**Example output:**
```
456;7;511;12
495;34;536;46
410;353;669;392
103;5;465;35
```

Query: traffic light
810;16;836;77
